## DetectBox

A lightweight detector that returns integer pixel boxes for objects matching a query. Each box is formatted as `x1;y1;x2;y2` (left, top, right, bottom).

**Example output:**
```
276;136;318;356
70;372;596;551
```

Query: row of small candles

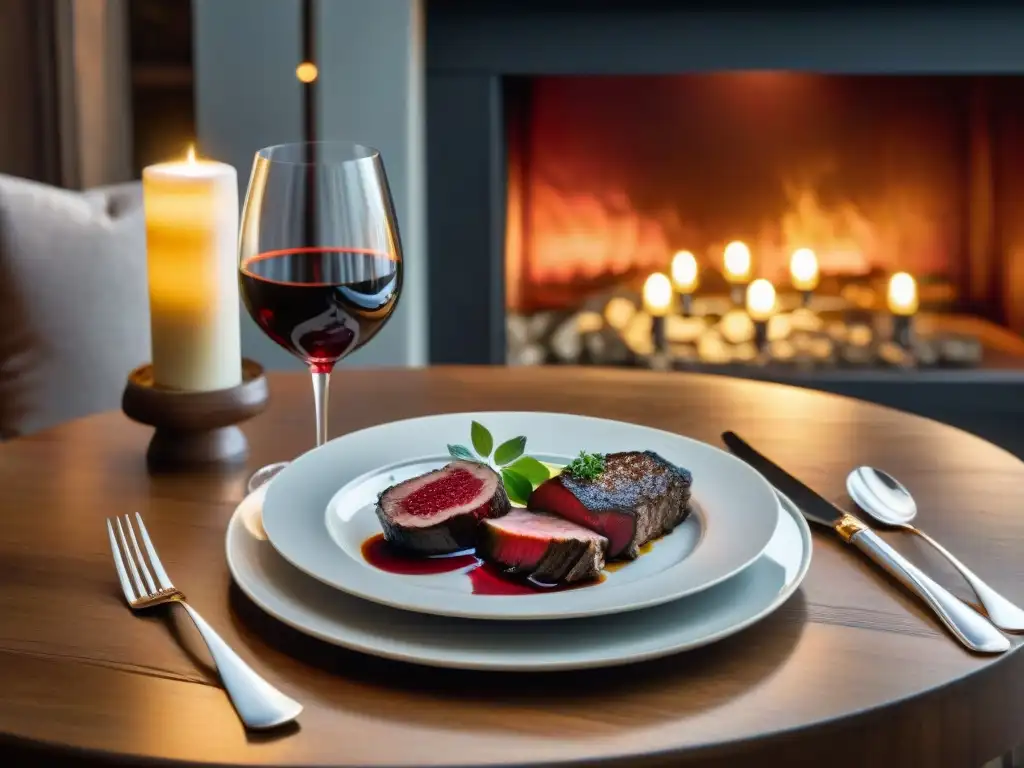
642;241;920;354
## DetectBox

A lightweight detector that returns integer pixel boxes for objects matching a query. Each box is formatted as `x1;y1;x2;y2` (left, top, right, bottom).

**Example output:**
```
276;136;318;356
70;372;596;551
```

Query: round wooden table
2;367;1023;767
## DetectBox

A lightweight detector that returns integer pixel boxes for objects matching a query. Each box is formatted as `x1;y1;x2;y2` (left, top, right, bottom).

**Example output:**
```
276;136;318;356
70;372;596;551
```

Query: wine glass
238;141;403;492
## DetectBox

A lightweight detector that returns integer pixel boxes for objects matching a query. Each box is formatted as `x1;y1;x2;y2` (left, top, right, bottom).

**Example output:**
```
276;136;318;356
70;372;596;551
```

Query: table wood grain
2;366;1023;767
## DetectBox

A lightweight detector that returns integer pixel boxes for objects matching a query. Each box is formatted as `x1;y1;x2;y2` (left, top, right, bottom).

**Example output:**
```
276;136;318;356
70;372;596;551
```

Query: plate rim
226;491;812;671
261;410;781;620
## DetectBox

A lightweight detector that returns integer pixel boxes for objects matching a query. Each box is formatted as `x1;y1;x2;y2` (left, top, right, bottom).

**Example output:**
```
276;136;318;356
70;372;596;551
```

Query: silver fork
106;512;302;730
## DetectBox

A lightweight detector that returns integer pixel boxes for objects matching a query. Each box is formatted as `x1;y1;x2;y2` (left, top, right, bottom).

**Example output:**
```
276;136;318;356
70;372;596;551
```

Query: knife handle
847;526;1009;654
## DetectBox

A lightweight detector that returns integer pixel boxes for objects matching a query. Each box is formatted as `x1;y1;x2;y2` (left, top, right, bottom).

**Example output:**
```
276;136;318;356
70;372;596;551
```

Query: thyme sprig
565;451;606;481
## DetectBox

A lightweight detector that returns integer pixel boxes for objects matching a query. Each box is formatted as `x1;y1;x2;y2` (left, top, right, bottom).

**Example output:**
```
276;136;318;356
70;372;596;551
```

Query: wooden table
2;366;1024;767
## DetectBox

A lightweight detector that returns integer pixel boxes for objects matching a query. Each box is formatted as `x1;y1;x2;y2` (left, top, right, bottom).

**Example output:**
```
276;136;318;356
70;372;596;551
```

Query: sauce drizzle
468;562;605;594
602;538;655;573
360;534;477;575
361;534;605;594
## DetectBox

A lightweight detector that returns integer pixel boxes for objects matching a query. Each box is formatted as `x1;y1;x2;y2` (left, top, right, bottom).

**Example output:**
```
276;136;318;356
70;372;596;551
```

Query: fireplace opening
504;73;1024;372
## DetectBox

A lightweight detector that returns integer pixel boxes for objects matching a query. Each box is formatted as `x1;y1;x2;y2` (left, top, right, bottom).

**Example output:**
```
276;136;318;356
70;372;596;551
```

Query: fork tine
123;515;157;594
116;517;147;596
107;518;137;603
134;513;174;590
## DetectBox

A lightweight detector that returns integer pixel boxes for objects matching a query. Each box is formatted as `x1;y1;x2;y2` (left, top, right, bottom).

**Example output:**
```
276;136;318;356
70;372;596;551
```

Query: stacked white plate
226;412;812;671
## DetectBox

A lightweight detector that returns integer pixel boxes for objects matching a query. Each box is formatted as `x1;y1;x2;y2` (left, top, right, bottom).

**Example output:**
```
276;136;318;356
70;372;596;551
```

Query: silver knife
722;431;1009;654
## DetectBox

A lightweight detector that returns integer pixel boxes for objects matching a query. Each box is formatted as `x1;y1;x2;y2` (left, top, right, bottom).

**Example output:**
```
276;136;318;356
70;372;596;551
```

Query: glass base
246;461;290;494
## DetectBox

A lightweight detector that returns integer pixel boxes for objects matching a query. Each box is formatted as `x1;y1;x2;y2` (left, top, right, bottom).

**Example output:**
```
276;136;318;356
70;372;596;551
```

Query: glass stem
311;369;331;447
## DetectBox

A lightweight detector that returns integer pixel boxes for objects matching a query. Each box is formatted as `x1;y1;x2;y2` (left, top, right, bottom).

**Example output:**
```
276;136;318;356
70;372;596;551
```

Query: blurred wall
316;0;427;369
193;0;427;370
63;0;133;189
0;1;58;182
0;0;131;188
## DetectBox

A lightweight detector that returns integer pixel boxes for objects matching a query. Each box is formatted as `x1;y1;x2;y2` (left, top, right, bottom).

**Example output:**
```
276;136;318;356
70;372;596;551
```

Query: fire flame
504;74;955;314
887;272;919;316
723;241;752;283
642;272;673;317
746;279;777;322
789;248;820;291
670;250;699;293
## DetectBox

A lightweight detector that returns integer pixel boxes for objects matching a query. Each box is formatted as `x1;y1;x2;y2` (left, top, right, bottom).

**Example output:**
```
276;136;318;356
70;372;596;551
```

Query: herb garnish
448;421;550;505
565;451;606;481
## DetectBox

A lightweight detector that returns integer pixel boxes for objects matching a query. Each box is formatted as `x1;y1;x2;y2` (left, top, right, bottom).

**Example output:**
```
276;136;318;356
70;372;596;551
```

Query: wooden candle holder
122;359;269;470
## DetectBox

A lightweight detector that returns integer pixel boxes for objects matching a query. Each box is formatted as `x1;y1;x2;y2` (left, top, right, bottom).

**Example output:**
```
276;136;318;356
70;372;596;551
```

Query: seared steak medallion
478;509;608;584
528;450;692;559
375;461;510;555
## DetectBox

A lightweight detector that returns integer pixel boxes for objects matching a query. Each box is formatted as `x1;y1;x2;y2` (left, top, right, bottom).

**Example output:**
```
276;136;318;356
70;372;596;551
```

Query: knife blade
722;431;845;528
721;431;1009;654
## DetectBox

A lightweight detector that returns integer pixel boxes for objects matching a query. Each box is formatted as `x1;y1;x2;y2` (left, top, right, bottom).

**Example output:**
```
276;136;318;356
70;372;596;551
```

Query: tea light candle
723;241;752;305
789;247;819;307
746;278;776;352
643;272;672;354
670;250;699;317
887;272;918;348
143;146;242;391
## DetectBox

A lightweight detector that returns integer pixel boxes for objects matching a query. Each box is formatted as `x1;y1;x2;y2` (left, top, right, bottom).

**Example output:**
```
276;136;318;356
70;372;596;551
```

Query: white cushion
0;174;150;437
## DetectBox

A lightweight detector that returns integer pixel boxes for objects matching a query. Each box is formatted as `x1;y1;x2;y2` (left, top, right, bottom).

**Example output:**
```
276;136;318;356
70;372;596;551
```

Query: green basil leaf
493;436;527;466
506;456;550;487
470;421;493;458
447;444;476;462
501;469;533;506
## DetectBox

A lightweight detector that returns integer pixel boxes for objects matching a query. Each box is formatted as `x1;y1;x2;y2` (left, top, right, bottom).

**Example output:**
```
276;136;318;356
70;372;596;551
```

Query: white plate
228;486;812;671
262;412;780;620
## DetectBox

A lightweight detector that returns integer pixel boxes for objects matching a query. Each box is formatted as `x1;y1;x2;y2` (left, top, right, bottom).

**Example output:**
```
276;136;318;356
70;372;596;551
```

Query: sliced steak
528;451;692;559
375;461;510;555
478;510;608;585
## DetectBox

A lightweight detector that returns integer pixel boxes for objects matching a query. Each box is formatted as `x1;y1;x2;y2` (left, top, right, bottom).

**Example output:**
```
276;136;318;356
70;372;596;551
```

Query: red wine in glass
239;247;402;373
238;141;403;492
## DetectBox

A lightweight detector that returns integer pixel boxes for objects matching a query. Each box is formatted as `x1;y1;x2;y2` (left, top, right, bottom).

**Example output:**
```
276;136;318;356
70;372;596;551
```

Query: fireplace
426;2;1024;398
509;74;991;314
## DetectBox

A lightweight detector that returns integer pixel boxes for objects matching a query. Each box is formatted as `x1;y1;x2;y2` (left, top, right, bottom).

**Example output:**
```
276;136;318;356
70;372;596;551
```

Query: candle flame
670;250;699;293
746;279;776;322
643;272;673;318
789;248;819;291
186;145;196;164
723;241;752;283
887;272;919;316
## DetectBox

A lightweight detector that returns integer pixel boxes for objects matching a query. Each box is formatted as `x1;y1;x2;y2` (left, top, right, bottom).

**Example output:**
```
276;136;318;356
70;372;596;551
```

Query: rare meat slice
478;510;608;585
528;451;692;560
375;461;511;555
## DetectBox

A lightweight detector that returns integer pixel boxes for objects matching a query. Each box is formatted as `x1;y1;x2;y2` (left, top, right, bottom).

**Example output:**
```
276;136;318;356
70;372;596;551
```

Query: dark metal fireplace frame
427;1;1024;362
425;2;1024;450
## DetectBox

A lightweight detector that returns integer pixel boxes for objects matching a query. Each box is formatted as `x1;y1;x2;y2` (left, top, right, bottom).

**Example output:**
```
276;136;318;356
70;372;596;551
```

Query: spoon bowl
846;466;917;526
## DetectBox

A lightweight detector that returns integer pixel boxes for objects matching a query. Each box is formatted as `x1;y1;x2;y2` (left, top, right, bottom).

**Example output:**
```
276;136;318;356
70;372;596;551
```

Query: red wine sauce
361;534;477;576
361;534;605;594
467;562;605;594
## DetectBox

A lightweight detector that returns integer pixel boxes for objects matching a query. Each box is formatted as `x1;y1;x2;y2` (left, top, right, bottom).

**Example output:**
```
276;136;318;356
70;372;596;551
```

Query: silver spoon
847;466;1024;633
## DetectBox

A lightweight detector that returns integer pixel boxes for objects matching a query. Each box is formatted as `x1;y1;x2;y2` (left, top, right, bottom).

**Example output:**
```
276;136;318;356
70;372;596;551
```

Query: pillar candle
746;278;776;352
723;241;752;306
142;148;242;391
643;272;672;355
887;272;919;349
